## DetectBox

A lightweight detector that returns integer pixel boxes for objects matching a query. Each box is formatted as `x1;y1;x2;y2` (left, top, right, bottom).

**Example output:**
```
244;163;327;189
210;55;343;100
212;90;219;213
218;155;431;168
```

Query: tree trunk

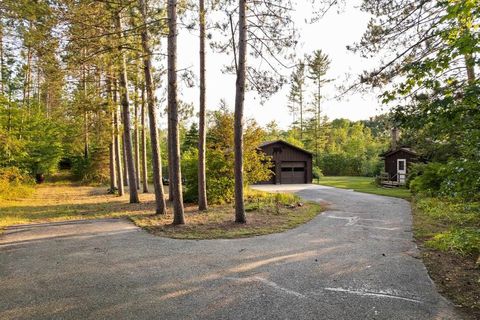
140;83;149;193
299;84;303;141
22;44;32;110
115;11;139;204
168;128;174;201
134;78;141;190
107;74;117;193
139;0;166;213
0;24;3;95
234;0;247;223
167;0;185;224
198;0;208;211
113;78;125;196
122;132;129;186
82;48;89;160
465;54;476;84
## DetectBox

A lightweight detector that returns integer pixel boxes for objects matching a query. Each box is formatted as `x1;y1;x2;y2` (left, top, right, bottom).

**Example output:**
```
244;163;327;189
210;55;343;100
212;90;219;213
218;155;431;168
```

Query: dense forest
0;0;479;223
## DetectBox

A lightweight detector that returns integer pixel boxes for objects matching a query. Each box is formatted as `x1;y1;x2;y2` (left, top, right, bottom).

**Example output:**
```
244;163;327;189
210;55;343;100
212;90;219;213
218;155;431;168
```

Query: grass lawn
0;182;324;239
315;176;411;199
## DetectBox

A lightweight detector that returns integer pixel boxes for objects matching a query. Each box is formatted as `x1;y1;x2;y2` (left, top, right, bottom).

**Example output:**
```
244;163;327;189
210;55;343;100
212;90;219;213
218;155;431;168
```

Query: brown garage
258;140;313;184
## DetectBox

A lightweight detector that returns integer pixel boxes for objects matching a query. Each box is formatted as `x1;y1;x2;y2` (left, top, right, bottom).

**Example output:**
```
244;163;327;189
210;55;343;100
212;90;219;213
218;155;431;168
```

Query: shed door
281;162;306;184
397;159;406;184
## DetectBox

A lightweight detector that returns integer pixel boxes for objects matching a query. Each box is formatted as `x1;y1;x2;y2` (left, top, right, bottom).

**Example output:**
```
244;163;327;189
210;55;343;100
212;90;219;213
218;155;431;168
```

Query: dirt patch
418;245;480;319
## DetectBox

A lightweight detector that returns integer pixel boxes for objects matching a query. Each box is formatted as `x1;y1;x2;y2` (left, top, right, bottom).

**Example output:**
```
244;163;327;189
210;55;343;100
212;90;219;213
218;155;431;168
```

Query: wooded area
0;0;478;227
0;0;479;317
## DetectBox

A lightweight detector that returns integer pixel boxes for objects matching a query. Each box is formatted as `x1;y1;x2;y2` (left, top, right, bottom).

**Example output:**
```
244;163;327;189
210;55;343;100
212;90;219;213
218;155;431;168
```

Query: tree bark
465;54;476;84
115;11;139;204
113;78;125;196
198;0;208;211
134;78;141;190
168;127;174;201
234;0;247;223
140;83;149;194
107;74;117;193
82;48;89;160
167;0;185;224
122;131;129;186
0;24;3;95
138;0;167;214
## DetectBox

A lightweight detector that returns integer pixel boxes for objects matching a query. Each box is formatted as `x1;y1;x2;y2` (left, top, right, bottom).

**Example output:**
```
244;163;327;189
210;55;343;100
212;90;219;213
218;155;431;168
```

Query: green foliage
440;160;480;201
264;117;388;177
312;166;323;179
358;0;480;203
427;228;480;256
182;148;236;204
71;147;110;184
409;163;445;196
410;162;480;201
0;167;34;200
244;188;299;212
415;197;480;256
183;109;272;204
0;104;64;176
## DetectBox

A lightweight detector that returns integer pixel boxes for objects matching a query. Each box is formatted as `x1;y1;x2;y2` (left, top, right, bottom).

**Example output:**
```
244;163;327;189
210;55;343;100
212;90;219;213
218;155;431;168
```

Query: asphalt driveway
0;184;461;319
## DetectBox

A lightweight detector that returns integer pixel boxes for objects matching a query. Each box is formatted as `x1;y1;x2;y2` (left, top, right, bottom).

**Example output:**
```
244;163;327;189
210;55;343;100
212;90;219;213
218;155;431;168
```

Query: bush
312;166;323;179
409;162;445;196
71;147;110;184
0;167;34;200
182;148;271;205
439;160;480;201
319;153;382;177
410;161;480;200
427;228;480;256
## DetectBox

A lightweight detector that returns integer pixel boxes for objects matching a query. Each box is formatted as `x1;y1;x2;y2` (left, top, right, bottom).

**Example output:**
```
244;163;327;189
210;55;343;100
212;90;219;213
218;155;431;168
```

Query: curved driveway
0;184;460;319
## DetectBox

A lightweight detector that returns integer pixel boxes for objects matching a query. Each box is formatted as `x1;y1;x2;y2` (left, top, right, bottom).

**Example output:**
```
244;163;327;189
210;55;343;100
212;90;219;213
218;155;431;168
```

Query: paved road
0;184;461;319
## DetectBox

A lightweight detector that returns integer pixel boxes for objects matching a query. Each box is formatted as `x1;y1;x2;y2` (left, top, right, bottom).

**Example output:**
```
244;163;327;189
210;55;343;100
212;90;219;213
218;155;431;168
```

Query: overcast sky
172;0;387;129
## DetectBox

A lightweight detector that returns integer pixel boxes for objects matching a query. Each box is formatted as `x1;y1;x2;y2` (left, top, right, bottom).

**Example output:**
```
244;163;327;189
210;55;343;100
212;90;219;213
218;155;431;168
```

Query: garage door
281;162;306;184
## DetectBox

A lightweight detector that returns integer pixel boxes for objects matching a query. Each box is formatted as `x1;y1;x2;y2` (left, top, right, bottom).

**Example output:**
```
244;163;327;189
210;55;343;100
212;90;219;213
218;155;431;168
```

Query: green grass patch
133;188;324;239
315;176;411;199
0;183;325;239
413;197;480;256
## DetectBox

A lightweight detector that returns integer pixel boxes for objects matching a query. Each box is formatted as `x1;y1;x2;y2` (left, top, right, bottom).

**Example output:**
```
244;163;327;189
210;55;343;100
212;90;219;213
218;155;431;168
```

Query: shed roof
380;147;418;158
259;140;313;156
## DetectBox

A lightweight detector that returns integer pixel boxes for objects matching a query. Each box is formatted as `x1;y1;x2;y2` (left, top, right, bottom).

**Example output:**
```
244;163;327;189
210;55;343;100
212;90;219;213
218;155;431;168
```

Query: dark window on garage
281;167;293;172
293;167;304;172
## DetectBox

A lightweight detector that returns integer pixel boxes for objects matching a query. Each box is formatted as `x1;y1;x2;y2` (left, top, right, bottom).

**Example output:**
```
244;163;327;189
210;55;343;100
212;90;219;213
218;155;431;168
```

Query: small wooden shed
380;148;418;184
258;140;313;184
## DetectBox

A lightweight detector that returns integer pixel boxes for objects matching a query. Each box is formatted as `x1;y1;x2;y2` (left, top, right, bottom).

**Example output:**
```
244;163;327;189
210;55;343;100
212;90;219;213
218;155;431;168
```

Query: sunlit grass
315;176;411;199
133;189;324;239
413;197;480;255
0;182;324;239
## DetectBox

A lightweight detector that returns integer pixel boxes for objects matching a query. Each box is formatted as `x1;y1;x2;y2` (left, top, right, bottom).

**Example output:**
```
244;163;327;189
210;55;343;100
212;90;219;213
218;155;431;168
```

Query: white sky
172;0;388;129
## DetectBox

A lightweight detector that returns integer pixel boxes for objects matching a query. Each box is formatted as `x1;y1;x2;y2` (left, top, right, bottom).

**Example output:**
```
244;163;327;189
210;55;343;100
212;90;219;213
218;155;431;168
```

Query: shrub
427;228;480;256
439;160;480;201
312;166;323;179
410;161;480;200
0;167;34;200
409;162;445;195
71;147;110;184
182;148;271;204
319;153;380;176
406;162;426;189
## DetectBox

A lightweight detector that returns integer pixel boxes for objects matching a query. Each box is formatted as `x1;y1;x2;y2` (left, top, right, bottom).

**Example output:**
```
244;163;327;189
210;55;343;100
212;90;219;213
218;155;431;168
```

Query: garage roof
259;140;313;156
